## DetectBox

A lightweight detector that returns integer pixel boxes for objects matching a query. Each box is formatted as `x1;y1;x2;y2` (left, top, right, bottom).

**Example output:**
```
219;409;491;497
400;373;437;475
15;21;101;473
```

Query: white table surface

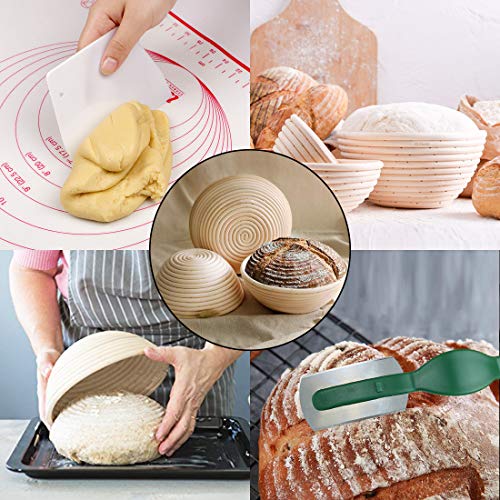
347;198;500;250
0;420;248;500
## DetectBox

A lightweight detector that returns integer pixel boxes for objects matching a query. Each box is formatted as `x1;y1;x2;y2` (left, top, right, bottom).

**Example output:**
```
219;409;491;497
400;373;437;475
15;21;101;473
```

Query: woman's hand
36;348;62;427
78;0;177;75
144;344;240;456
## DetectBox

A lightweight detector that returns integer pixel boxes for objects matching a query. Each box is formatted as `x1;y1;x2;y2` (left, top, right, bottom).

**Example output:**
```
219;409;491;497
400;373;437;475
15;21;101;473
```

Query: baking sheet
347;199;500;250
0;2;249;249
7;417;250;479
150;150;350;350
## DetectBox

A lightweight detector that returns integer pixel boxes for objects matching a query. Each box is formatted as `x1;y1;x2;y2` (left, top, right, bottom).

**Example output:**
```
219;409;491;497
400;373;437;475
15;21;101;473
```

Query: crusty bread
245;237;347;288
259;337;499;499
472;158;500;219
459;95;500;160
255;84;348;149
251;67;316;142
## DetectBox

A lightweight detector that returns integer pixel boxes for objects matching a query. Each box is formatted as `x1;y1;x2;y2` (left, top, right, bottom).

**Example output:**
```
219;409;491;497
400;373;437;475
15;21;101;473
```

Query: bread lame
299;349;500;430
46;28;170;157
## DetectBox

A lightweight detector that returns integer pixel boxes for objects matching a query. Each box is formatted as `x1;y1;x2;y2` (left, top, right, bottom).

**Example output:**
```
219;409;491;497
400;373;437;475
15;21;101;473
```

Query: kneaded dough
50;392;164;465
342;102;479;134
61;101;172;222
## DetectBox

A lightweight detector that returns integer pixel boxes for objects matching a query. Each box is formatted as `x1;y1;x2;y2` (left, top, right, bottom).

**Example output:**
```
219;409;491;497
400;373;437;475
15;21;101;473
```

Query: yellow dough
61;101;172;222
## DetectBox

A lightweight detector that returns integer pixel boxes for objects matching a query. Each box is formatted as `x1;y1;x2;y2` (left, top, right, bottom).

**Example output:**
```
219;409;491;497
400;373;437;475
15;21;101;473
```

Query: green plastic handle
312;349;500;412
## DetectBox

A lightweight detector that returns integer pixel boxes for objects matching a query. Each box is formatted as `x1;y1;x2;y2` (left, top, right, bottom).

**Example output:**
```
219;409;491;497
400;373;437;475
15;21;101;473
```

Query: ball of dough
342;102;479;134
60;101;172;222
50;392;164;465
472;159;500;219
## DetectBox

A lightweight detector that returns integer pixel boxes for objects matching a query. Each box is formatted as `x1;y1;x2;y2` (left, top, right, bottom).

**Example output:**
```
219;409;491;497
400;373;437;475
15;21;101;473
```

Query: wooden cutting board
251;0;377;113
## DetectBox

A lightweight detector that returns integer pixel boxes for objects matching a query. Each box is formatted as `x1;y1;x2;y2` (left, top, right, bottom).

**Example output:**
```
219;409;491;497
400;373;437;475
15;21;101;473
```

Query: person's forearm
9;262;63;356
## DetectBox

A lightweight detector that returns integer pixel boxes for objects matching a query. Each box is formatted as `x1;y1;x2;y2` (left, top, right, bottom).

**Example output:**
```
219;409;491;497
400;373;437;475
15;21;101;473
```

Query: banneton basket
335;130;486;208
307;160;383;212
273;114;336;163
45;331;168;426
189;175;292;272
240;256;345;314
338;145;485;157
156;249;244;319
334;131;487;141
335;137;486;148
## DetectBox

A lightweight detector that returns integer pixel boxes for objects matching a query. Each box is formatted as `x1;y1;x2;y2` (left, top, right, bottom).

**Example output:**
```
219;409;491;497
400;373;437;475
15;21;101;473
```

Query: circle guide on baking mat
0;8;248;249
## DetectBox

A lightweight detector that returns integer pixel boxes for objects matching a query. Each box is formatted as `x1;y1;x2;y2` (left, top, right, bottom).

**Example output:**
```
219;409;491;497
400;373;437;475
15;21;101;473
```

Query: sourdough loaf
472;158;500;219
245;237;347;288
259;337;499;499
251;67;316;142
255;84;348;149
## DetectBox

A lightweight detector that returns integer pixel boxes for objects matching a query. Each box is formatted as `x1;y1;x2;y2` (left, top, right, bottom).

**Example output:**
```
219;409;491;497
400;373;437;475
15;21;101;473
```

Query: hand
78;0;177;75
36;348;62;427
144;345;228;456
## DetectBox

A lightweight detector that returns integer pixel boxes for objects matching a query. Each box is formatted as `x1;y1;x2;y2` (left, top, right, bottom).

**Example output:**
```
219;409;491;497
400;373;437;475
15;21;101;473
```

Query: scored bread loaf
245;237;347;288
255;84;348;149
251;67;316;142
259;337;499;499
472;158;500;219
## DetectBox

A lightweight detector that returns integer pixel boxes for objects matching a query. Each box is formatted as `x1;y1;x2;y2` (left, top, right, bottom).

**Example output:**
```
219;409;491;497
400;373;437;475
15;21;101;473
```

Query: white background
177;0;249;64
251;0;500;106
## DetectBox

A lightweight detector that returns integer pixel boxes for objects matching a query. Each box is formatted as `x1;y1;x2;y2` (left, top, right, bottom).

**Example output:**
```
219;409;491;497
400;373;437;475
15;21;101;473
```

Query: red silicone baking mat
0;3;249;249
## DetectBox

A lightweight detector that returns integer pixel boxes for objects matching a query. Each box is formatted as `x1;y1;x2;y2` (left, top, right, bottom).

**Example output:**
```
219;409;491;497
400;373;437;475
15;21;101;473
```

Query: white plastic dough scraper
47;29;170;157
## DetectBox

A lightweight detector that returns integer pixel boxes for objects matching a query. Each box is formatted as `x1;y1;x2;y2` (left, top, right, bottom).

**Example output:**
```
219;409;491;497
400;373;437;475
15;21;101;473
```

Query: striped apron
59;250;234;415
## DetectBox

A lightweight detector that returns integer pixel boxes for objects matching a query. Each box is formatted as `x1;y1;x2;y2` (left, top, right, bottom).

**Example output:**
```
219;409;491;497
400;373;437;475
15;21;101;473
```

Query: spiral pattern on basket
156;249;244;319
189;175;293;270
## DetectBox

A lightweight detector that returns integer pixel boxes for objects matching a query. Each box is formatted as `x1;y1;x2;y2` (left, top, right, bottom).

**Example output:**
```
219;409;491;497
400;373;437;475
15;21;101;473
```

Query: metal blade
299;357;408;430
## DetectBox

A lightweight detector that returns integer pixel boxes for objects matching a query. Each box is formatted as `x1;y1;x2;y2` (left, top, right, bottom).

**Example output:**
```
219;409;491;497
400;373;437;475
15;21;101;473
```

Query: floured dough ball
61;101;172;222
342;102;479;134
50;392;164;465
472;158;500;219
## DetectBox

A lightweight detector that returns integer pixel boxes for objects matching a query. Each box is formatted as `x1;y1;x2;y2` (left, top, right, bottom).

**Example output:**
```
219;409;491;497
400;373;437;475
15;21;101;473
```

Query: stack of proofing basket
335;103;486;209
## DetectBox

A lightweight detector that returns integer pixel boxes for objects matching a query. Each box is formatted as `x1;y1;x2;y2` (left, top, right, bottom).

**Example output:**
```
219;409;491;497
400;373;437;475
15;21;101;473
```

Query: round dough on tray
50;392;164;465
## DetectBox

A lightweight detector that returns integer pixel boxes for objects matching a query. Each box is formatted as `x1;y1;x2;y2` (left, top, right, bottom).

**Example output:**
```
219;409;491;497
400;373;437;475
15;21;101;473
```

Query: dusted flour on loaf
473;100;500;126
342;102;479;134
259;337;499;499
245;237;347;288
50;392;164;465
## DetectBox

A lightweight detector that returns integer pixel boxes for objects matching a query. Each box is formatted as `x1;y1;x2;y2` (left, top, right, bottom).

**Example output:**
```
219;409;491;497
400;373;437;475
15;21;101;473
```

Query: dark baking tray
250;313;372;499
6;416;250;479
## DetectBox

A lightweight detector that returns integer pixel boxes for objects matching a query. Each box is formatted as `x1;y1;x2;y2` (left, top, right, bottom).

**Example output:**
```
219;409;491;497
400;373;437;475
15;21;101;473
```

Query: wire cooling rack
250;313;372;500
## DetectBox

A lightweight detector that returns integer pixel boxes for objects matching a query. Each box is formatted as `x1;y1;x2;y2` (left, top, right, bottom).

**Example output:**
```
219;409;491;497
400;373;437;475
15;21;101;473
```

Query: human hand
144;345;227;456
36;348;62;427
78;0;177;75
